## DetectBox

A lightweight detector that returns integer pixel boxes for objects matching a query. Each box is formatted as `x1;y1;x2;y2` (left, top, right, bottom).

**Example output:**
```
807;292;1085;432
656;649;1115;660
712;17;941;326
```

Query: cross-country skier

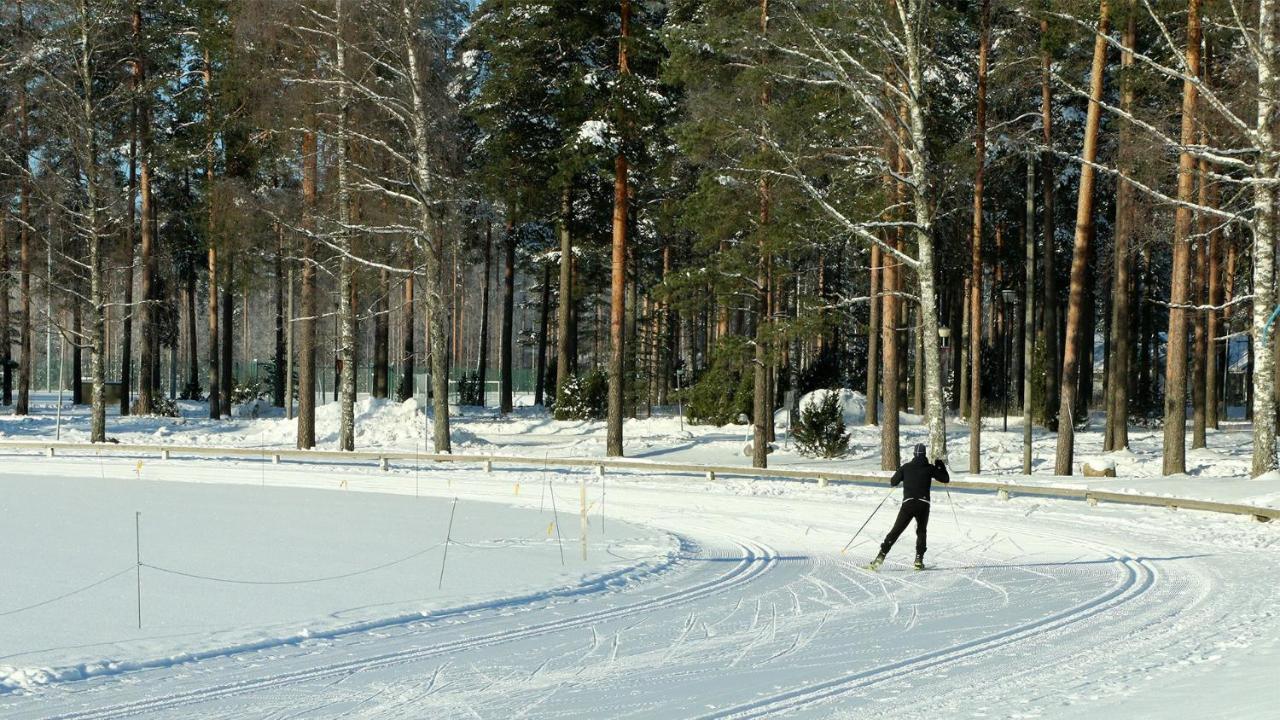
866;443;949;571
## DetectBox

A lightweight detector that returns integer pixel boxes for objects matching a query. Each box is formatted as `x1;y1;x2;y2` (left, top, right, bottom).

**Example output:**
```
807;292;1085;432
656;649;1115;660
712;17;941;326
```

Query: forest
0;0;1276;478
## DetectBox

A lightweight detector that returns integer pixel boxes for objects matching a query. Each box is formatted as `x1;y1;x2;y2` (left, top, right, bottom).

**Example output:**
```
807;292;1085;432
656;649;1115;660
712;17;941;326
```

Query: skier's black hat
913;443;927;458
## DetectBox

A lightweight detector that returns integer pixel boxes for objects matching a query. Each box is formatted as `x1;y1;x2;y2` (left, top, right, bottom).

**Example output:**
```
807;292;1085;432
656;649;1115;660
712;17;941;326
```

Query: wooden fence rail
0;440;1274;523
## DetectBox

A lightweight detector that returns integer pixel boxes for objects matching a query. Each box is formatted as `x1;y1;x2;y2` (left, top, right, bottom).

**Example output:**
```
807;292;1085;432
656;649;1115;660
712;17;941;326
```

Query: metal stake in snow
580;475;588;561
437;497;457;590
135;511;142;629
841;486;895;555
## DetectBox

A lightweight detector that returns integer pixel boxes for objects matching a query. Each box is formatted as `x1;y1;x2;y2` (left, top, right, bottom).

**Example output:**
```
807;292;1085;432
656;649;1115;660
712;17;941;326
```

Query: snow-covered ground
1;394;1279;717
1;452;1278;718
0;472;671;693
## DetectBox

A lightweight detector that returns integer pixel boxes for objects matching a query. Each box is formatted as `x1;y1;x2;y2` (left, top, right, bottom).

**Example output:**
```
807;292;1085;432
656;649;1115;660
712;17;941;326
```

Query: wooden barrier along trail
0;440;1274;524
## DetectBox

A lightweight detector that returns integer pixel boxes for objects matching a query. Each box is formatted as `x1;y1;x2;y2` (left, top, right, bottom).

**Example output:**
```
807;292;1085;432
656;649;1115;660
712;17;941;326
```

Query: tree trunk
607;0;631;458
373;267;389;399
1076;245;1095;419
203;49;220;420
753;195;771;469
184;272;198;398
659;243;673;406
337;0;356;451
969;0;990;473
1040;16;1060;429
1205;169;1222;430
535;261;550;406
867;244;881;425
500;222;515;414
121;5;140;415
1192;155;1209;449
135;4;155;416
1055;0;1109;476
72;304;83;405
16;0;31;416
959;277;969;418
220;255;233;417
478;219;492;405
398;265;415;402
1023;154;1036;474
403;34;452;452
1162;0;1201;476
903;16;950;460
0;214;9;406
1105;11;1137;452
296;128;317;447
1250;0;1279;477
1220;239;1235;418
207;250;219;418
752;0;772;469
274;226;287;407
881;231;900;469
556;187;573;400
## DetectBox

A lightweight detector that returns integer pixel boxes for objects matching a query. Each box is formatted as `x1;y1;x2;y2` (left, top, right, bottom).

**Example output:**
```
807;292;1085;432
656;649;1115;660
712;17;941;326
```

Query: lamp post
675;362;685;432
938;326;952;388
1000;289;1019;432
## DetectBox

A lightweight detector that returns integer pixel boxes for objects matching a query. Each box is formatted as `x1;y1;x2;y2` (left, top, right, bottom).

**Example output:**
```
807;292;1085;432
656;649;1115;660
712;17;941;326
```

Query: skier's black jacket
890;455;950;502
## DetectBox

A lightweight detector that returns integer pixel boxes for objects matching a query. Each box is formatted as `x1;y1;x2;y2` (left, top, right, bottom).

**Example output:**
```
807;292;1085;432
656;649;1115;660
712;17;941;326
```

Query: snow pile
796;388;867;426
1251;469;1280;483
1082;456;1117;470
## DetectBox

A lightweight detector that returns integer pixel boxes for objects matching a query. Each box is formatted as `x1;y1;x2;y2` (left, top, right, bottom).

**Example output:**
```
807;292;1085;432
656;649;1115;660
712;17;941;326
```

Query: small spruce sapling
793;390;851;458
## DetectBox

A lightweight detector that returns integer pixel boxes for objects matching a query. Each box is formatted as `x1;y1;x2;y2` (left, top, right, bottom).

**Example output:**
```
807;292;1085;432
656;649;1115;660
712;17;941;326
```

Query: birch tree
288;0;467;453
763;0;950;459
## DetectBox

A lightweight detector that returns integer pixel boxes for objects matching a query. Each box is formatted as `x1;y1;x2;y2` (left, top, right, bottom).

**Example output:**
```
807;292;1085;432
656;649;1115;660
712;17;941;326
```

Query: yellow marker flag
135;460;143;477
514;481;520;496
547;522;555;537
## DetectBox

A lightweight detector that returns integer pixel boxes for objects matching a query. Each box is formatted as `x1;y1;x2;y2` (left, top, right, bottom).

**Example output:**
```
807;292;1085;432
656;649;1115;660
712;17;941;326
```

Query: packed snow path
2;460;1277;718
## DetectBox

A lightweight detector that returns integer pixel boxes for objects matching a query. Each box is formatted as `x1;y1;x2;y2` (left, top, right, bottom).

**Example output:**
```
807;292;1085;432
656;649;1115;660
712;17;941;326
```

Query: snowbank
795;388;867;426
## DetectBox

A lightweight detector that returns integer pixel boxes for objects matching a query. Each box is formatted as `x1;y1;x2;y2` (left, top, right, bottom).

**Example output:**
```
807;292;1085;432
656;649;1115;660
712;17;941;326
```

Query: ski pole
944;484;960;533
841;485;896;555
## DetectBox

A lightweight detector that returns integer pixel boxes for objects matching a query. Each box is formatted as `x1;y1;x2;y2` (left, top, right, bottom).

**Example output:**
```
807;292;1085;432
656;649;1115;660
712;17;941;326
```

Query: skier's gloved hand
935;458;947;469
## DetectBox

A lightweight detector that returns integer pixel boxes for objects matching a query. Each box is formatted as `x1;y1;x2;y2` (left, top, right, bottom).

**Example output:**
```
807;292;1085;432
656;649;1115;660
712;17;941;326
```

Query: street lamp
1000;289;1019;433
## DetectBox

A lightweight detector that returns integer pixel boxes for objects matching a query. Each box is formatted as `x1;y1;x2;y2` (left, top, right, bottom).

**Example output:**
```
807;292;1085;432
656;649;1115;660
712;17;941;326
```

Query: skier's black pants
880;500;930;557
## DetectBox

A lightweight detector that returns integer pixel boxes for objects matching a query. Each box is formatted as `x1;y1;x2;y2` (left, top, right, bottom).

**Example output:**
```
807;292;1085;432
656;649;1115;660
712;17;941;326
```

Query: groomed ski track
3;459;1276;719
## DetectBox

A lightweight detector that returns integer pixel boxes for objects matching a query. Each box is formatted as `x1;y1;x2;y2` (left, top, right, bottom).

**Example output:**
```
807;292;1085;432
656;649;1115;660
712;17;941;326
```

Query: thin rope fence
140;543;446;586
0;566;134;617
